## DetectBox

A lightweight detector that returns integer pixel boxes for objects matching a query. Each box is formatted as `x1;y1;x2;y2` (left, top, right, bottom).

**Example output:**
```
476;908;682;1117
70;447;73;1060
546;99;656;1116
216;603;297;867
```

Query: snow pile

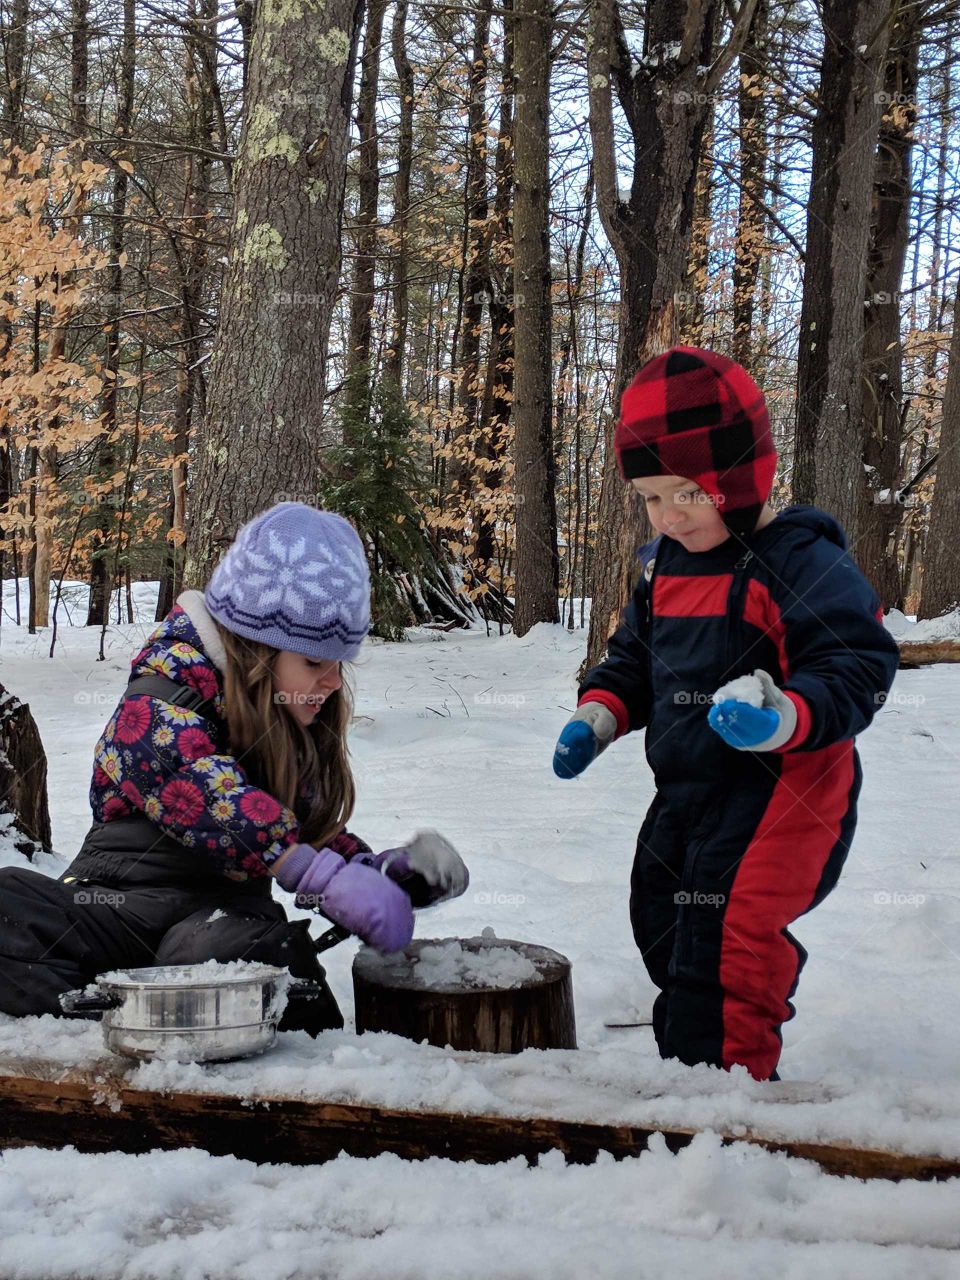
412;937;540;990
886;607;960;644
711;674;765;707
0;1138;957;1280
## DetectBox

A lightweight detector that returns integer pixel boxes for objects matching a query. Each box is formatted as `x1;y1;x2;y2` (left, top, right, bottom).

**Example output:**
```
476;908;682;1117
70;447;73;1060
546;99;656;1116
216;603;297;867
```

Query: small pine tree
324;367;433;640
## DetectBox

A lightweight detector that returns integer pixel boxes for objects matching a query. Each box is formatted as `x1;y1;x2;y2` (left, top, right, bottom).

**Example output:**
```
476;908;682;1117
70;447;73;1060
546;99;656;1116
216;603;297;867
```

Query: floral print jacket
89;589;370;880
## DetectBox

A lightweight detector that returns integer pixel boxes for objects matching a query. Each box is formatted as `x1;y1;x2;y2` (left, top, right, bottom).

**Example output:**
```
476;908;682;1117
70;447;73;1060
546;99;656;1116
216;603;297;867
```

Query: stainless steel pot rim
104;1020;275;1034
97;962;287;988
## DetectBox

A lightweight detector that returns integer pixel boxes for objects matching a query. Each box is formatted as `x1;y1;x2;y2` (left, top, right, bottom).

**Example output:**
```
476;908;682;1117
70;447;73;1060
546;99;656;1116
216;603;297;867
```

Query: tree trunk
557;165;593;626
583;0;744;668
732;0;768;369
158;0;218;619
792;0;892;544
678;120;714;347
353;937;577;1053
901;19;953;609
384;0;413;389
450;0;492;569
185;0;364;588
33;0;90;628
346;0;387;385
858;5;919;609
87;0;135;627
511;0;559;634
474;0;516;577
0;0;28;144
0;682;51;858
918;273;960;619
0;0;29;602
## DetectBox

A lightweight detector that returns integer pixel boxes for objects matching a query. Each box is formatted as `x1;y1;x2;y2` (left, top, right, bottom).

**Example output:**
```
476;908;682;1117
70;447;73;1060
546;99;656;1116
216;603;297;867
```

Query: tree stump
353;935;576;1054
0;683;51;859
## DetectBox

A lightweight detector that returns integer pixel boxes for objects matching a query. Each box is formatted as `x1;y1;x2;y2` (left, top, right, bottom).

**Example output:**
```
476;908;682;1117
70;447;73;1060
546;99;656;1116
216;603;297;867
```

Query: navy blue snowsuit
579;505;900;1079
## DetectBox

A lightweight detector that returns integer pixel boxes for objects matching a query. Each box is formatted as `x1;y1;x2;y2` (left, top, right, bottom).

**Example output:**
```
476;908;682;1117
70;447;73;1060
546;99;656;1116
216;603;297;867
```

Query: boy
553;346;900;1080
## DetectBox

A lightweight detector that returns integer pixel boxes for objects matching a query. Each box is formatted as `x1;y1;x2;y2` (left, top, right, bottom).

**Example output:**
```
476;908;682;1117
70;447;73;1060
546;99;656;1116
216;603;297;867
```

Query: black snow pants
0;815;343;1035
630;745;861;1081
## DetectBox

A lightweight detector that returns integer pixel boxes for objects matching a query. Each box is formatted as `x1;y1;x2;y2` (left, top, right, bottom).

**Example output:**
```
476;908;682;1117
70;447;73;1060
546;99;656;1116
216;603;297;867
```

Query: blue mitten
553;703;618;778
707;669;797;752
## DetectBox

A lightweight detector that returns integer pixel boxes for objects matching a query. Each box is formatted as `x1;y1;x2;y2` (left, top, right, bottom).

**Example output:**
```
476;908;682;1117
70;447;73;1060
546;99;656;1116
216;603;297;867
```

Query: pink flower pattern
114;699;152;744
158;778;206;826
239;791;282;825
177;726;216;763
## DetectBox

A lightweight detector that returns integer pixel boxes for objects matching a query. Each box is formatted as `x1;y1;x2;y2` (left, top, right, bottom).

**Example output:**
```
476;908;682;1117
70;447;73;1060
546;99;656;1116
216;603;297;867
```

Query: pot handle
313;923;351;953
59;988;123;1018
285;979;331;1003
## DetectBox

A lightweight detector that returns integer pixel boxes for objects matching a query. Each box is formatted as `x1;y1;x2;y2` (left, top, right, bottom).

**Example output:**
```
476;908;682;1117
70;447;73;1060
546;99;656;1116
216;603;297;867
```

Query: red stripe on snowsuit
718;740;855;1080
653;574;732;617
579;689;630;738
775;691;812;751
742;578;788;678
741;578;812;749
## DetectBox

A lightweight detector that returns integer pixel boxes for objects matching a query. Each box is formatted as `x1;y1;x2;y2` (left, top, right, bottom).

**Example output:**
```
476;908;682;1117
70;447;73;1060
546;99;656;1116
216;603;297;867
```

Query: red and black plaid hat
614;346;777;537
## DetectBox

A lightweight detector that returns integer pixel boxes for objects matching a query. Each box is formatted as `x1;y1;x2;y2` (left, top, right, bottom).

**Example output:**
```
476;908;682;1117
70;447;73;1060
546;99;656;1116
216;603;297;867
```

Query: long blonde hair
214;623;356;850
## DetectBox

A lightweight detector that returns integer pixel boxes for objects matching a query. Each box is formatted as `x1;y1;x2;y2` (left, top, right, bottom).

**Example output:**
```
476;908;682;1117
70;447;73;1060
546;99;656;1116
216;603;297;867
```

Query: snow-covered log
0;1055;958;1180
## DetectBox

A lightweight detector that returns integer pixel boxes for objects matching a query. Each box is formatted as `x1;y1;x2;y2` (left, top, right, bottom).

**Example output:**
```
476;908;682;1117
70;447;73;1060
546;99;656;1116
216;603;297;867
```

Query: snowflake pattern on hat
205;503;371;660
241;526;369;619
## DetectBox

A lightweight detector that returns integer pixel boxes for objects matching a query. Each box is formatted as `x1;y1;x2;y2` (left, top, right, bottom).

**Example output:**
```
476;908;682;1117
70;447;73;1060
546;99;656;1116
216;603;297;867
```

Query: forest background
0;0;958;674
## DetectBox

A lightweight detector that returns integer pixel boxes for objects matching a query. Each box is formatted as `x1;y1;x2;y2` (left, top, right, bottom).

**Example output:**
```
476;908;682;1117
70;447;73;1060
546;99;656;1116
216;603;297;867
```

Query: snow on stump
353;932;577;1054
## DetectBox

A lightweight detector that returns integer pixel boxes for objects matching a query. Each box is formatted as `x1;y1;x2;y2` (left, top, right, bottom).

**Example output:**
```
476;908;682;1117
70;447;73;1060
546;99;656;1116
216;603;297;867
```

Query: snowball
712;675;765;708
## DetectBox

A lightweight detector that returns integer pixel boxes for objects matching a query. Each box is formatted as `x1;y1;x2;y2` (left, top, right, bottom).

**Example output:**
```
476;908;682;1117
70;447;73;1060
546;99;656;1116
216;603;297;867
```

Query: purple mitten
319;861;414;952
358;846;410;877
356;831;469;908
275;842;413;952
274;843;345;903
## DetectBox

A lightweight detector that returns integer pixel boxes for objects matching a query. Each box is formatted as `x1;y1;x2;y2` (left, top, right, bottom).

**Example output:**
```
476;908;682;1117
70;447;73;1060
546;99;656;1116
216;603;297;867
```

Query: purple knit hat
204;503;370;660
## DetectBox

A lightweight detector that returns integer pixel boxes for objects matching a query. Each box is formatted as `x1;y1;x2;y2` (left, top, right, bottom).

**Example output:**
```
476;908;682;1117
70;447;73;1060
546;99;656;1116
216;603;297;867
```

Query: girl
0;501;468;1034
553;347;900;1080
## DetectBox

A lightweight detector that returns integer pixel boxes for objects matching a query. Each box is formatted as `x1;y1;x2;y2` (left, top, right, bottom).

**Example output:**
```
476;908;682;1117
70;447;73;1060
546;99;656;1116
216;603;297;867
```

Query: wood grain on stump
353;937;576;1054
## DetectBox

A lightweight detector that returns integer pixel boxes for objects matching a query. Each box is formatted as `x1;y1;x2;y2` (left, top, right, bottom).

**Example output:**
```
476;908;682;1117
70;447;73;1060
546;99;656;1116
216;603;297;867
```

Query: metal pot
60;962;326;1063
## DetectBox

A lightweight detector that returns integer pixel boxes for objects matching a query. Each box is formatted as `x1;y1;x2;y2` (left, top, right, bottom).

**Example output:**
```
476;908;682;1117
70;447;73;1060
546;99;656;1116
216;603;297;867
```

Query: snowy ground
1;579;959;1277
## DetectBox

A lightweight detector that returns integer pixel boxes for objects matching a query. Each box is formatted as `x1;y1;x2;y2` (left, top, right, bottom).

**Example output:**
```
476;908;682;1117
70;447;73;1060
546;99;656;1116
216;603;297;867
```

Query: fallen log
0;1057;956;1182
897;639;960;667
